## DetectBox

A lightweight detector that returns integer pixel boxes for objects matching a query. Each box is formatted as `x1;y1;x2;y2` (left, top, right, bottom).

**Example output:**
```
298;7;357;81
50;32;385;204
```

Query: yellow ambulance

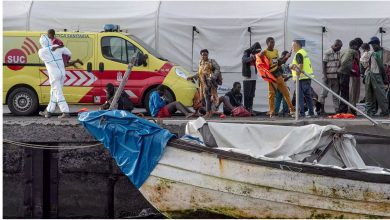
3;27;197;115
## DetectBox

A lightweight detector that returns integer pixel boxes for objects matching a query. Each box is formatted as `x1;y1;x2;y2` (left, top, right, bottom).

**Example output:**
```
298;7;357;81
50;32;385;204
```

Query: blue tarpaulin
78;110;174;188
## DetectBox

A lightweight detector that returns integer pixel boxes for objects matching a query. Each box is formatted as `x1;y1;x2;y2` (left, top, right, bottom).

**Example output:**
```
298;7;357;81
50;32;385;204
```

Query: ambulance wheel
7;87;39;116
144;87;175;114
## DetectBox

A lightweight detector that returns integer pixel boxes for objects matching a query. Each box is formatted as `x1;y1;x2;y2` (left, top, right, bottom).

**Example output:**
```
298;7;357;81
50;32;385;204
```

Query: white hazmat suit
38;35;70;113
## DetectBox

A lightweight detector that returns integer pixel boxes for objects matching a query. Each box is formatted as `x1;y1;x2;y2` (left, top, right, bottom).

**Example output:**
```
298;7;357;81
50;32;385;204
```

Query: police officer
290;40;315;117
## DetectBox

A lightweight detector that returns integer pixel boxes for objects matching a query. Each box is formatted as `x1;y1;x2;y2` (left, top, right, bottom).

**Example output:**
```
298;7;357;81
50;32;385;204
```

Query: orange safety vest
255;53;276;83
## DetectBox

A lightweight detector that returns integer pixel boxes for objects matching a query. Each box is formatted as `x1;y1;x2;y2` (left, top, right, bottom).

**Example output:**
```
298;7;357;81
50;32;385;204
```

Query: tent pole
191;26;198;72
27;1;34;31
379;27;385;47
155;0;162;51
321;26;326;63
284;0;290;51
248;27;252;48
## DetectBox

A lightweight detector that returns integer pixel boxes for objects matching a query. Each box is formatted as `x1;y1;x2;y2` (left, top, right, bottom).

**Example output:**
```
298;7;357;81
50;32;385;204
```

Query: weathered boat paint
139;146;390;218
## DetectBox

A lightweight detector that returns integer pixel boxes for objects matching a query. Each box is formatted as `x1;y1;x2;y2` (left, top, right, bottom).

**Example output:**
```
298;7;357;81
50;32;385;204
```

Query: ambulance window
126;41;142;62
101;37;127;63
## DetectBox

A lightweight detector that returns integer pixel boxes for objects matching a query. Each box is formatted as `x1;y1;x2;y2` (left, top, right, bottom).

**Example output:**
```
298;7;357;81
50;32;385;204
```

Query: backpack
210;59;223;85
352;58;360;76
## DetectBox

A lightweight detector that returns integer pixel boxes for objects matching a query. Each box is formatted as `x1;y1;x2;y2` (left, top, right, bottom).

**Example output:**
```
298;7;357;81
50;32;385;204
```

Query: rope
3;139;103;150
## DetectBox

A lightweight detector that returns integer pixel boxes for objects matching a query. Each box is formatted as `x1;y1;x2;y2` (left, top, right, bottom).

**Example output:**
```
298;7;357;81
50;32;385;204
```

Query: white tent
4;1;390;111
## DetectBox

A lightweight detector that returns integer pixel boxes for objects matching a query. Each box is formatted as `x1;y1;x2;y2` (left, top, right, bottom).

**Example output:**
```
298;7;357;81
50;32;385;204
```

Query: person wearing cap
242;42;261;114
261;37;295;118
365;36;389;116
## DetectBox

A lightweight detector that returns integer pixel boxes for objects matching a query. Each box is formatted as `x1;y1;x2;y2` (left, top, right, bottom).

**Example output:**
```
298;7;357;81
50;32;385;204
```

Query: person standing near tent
242;42;261;115
338;40;359;113
38;35;70;118
275;51;293;116
262;37;295;118
290;40;315;117
349;37;363;114
365;36;389;117
188;49;222;118
319;39;343;114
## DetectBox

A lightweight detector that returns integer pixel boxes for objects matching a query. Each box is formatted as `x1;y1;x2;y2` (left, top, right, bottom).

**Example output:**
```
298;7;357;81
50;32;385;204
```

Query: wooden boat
139;126;390;219
78;111;390;219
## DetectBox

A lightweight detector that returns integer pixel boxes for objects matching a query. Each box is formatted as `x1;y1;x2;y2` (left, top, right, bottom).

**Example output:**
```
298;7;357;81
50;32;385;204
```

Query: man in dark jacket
338;40;359;113
242;42;261;114
223;82;243;115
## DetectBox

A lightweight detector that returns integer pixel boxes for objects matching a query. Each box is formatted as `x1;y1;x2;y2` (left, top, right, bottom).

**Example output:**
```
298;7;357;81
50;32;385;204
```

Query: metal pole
109;56;137;110
299;71;379;126
295;74;299;121
321;27;324;63
379;27;385;47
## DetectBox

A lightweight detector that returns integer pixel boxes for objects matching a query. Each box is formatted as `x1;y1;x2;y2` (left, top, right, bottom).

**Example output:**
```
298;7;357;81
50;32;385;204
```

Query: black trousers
243;80;256;110
338;73;350;113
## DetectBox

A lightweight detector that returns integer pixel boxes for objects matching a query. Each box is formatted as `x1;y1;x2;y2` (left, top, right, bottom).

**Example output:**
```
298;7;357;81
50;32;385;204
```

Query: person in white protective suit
38;35;70;118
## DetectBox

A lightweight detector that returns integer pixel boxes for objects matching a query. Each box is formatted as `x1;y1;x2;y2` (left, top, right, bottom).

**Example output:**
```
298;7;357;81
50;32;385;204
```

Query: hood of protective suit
38;34;63;64
39;35;52;48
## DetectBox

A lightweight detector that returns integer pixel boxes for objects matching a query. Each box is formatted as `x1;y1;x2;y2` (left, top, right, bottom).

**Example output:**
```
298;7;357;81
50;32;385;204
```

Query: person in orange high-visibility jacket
255;53;276;83
255;38;295;118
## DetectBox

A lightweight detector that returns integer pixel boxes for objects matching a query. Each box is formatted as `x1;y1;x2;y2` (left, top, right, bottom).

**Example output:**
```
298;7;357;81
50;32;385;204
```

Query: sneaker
39;111;51;118
58;113;70;119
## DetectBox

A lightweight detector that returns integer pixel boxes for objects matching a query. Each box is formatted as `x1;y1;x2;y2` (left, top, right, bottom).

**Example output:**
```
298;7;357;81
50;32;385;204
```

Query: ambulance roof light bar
104;24;120;32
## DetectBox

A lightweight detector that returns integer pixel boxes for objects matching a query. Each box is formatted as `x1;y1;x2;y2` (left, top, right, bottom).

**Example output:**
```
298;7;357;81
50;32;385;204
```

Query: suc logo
5;37;39;71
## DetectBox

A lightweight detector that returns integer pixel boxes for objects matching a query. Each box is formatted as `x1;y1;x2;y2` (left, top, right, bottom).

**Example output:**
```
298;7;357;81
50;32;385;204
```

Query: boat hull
139;145;390;218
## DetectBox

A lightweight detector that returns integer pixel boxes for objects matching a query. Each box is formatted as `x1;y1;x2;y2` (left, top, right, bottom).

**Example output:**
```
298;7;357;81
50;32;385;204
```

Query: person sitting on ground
149;85;195;118
222;82;244;115
101;83;134;112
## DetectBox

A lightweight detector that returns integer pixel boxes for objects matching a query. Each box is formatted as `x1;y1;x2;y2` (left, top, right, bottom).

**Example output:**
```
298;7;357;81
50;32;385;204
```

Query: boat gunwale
168;139;390;184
